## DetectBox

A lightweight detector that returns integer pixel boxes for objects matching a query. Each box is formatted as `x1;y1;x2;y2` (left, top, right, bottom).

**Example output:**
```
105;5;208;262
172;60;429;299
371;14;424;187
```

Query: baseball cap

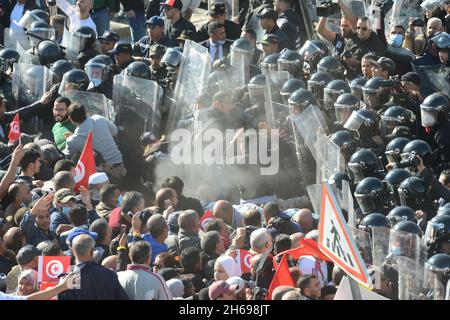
225;276;246;294
373;57;396;75
208;280;238;300
88;172;109;185
146;16;165;28
257;34;279;45
108;41;133;56
54;188;76;204
208;2;226;16
150;44;166;58
401;72;421;87
17;245;41;266
177;29;196;42
256;8;278;20
98;30;119;42
66;227;98;246
161;0;183;10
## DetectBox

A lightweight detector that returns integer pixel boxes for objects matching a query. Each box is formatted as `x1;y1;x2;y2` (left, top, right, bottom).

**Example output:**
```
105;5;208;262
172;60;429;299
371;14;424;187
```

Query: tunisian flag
235;249;254;274
8;113;20;143
199;210;214;231
267;254;295;300
74;131;96;191
272;238;332;269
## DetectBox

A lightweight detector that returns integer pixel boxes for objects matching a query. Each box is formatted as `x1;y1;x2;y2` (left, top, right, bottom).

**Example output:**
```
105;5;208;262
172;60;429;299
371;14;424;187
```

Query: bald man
213;200;243;229
292;209;314;234
3;227;26;254
177;210;201;251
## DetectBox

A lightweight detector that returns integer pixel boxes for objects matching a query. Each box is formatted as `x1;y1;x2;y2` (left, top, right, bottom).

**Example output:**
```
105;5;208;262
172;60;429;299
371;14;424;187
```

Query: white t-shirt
0;291;27;300
298;255;329;288
10;3;25;30
56;0;98;35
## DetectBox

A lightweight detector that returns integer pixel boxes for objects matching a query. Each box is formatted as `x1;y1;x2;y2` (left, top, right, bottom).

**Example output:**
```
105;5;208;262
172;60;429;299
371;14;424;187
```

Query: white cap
88;172;109;185
225;276;246;294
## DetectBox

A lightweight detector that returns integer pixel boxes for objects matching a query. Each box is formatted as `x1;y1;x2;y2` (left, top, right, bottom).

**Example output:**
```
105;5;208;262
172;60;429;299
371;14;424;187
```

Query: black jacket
197;20;242;42
176;194;204;216
120;0;144;12
2;0;38;28
199;39;232;62
344;31;387;61
266;25;289;52
58;261;130;300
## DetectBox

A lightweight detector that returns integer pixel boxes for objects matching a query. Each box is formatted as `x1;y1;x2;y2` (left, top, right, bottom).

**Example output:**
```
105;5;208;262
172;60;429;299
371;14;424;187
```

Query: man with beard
316;0;357;57
56;0;98;34
52;97;76;151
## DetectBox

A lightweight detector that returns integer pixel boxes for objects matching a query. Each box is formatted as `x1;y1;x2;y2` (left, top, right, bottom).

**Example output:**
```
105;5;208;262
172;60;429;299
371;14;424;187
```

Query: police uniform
134;34;177;58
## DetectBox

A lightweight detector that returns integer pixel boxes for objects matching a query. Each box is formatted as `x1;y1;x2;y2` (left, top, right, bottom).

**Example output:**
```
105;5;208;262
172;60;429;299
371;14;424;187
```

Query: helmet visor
277;59;296;75
355;193;376;215
424;221;439;246
343;110;364;131
260;62;277;75
248;83;265;105
323;88;341;111
380;116;402;137
335;105;353;124
423;264;447;300
363;89;380;109
85;63;105;88
299;41;321;62
385;149;401;164
350;84;363;100
348;162;364;183
420;106;437;127
307;80;325;102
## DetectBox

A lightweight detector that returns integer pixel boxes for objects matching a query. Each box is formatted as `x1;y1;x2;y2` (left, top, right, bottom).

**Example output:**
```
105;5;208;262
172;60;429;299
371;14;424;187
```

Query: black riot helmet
343;108;379;140
420;92;450;128
28;9;50;24
316;56;345;79
386;205;417;227
358;213;390;233
260;53;280;74
401;139;434;167
354;177;387;215
392;220;423;237
330;130;357;162
307;71;334;105
334;93;360;125
362;76;386;110
385;137;410;164
27;20;52;47
85;56;111;88
398;176;431;210
349;77;367;100
50;59;74;83
380;106;415;138
384;168;411;205
277;49;303;78
288;88;317;115
122;61;151;80
35;40;63;66
58;69;90;94
74;26;97;50
299;40;329;73
424;253;450;292
280;79;306;105
0;48;19;71
323;79;350;111
348;148;379;183
424;215;450;255
328;171;353;190
247;74;267;106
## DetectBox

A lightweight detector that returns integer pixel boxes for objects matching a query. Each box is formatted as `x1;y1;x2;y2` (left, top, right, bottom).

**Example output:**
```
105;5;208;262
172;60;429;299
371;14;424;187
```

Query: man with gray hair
58;231;129;300
117;241;172;300
178;210;201;251
249;228;272;255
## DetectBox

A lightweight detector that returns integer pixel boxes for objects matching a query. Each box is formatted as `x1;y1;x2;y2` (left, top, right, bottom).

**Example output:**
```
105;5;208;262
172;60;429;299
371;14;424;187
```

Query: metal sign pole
349;277;362;300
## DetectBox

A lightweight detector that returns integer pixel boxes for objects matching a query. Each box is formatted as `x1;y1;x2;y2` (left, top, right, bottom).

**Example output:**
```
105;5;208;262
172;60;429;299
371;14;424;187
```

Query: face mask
117;194;123;207
61;206;71;216
216;40;226;46
389;33;404;47
390;246;402;256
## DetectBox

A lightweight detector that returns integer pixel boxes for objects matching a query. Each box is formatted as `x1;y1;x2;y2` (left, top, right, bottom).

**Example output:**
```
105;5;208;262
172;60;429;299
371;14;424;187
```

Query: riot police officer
33;40;64;67
50;59;74;85
384;168;411;205
277;49;302;78
424;215;450;255
362;76;390;111
280;78;306;105
347;148;381;183
74;26;101;69
330;130;357;162
317;56;345;79
307;71;334;108
260;53;280;74
322;79;350;127
148;44;168;86
0;58;13;109
398;176;436;218
423;253;450;300
299;40;330;76
385;137;411;165
58;69;90;95
85;55;114;98
386;206;417;227
354;177;392;215
358;213;390;234
349;77;367;101
245;74;269;128
379;106;415;140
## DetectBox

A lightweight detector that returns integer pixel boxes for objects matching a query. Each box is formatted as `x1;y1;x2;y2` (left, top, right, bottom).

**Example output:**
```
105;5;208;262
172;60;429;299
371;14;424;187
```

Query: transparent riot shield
112;74;162;135
371;226;390;271
4;28;31;52
12;63;52;108
397;256;426;300
263;76;276;129
423;261;449;300
388;0;423;30
228;53;247;89
411;64;443;96
349;225;372;266
61;26;88;62
167;40;211;135
267;71;291;99
306;184;322;214
62;89;113;120
341;180;356;228
292;104;328;161
315;132;345;184
388;229;425;268
16;42;38;65
247;15;265;50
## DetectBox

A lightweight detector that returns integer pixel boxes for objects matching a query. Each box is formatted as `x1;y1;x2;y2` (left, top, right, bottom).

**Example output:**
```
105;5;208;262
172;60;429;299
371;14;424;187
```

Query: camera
398;155;421;168
373;0;393;16
341;51;352;59
379;76;401;88
316;0;340;17
411;18;425;28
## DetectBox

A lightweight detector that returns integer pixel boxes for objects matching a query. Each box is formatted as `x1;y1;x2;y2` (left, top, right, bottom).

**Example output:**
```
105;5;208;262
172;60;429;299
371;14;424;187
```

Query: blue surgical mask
390;246;402;256
389;34;404;47
216;40;226;46
117;194;123;207
61;206;71;216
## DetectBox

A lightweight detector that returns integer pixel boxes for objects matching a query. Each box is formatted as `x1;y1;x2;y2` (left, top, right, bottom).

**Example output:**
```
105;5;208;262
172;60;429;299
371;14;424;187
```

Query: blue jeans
91;8;110;36
128;12;146;44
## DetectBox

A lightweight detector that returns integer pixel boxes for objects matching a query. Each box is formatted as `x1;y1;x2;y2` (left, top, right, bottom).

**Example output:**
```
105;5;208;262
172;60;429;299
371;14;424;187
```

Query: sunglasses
356;26;368;31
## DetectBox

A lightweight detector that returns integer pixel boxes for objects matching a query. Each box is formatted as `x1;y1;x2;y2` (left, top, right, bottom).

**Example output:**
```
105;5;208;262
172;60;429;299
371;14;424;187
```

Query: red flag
8;113;20;143
236;249;254;274
267;254;295;300
37;256;71;284
199;210;214;231
74;131;96;191
272;239;331;269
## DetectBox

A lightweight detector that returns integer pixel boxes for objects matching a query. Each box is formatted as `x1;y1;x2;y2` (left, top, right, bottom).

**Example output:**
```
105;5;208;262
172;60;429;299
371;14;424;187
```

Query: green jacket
52;120;76;150
93;0;116;11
